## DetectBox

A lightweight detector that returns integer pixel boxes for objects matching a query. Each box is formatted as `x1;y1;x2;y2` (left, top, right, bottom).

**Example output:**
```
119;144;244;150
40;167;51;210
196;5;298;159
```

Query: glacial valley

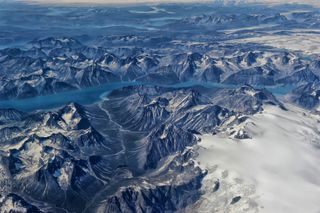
0;1;319;213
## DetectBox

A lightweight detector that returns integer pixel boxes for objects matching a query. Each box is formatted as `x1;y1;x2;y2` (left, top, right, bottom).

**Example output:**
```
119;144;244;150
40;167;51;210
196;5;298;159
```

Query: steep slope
288;82;320;110
211;85;285;114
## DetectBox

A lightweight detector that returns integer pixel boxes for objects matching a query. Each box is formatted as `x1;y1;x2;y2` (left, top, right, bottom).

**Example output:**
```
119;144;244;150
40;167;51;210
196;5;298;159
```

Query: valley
0;1;319;213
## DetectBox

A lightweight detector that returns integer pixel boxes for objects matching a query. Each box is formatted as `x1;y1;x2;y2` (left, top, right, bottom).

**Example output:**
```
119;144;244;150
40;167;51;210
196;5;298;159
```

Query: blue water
265;85;295;96
162;81;294;96
164;81;238;89
0;81;294;112
0;82;139;112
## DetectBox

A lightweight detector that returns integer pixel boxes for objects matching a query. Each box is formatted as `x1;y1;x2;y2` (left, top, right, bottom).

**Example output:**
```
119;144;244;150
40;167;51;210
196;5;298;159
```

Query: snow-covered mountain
0;36;318;100
1;2;320;213
0;84;288;212
288;82;320;110
15;0;320;7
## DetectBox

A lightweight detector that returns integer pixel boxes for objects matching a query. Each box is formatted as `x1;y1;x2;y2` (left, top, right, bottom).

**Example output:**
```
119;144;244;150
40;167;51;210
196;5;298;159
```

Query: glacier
194;104;320;213
0;1;320;212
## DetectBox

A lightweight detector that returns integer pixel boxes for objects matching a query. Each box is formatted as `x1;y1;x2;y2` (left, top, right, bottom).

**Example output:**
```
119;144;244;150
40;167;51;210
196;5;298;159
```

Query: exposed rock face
0;94;205;212
232;129;252;140
143;124;198;169
211;85;285;114
0;193;43;213
0;3;319;213
171;105;232;133
0;33;317;101
0;83;286;212
99;149;206;213
103;179;201;213
106;93;170;131
0;103;113;212
223;66;276;86
104;85;285;170
289;82;320;110
0;109;24;123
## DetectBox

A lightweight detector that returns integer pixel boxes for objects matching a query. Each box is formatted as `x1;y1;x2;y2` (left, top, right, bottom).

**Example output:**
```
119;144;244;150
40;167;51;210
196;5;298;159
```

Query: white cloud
242;0;320;7
16;0;320;7
18;0;211;5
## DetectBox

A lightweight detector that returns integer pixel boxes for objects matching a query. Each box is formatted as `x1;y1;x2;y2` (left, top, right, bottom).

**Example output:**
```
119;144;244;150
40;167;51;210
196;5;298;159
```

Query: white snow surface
196;104;320;213
229;33;320;55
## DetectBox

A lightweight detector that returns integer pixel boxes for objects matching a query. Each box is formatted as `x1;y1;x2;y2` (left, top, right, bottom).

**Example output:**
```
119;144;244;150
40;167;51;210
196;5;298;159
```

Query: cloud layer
19;0;210;5
17;0;320;7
